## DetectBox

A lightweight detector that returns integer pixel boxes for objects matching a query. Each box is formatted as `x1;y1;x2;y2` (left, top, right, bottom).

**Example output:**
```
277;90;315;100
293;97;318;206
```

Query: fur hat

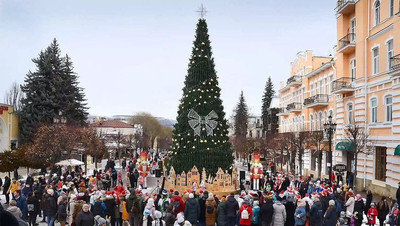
47;189;54;196
329;200;335;206
189;193;194;199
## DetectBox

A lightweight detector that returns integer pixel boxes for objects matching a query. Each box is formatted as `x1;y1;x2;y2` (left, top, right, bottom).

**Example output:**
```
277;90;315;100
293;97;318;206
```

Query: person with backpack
26;192;39;226
165;205;176;226
284;195;296;226
309;197;323;226
294;199;307;226
184;193;200;225
92;196;106;218
205;193;218;226
225;193;239;226
239;197;253;226
170;191;185;216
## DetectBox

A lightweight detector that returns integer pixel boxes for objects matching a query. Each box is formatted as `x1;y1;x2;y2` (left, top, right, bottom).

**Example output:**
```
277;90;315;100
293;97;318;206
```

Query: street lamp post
324;115;337;182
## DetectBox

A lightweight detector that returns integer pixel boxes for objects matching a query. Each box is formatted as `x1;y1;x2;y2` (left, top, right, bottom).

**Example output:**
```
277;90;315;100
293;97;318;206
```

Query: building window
319;112;323;130
310;115;313;131
350;18;356;42
347;103;354;124
350;59;356;80
375;146;386;181
371;98;378;123
385;95;393;122
374;0;381;26
329;75;333;92
373;47;379;75
387;40;394;69
310;84;313;95
389;0;394;17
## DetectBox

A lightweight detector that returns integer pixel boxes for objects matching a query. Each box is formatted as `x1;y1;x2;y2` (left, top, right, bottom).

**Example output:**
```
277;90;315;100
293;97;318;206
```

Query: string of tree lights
168;19;234;176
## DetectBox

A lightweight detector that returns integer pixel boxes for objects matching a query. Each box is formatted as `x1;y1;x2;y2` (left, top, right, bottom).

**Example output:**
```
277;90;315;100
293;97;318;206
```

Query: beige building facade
278;0;400;196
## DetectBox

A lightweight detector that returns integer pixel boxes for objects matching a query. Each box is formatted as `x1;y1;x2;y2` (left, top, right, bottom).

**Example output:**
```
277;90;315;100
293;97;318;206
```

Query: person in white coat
345;192;355;219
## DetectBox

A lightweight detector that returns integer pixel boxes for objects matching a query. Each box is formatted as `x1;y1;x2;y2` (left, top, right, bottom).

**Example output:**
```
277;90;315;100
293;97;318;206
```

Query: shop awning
394;145;400;156
335;142;354;152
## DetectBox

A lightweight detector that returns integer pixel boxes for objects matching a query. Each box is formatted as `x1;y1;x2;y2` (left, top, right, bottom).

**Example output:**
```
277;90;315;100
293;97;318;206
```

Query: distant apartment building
278;0;400;196
0;104;18;152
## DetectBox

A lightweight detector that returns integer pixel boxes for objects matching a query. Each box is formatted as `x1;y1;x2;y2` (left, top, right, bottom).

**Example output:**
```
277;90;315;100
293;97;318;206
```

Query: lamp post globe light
324;115;337;182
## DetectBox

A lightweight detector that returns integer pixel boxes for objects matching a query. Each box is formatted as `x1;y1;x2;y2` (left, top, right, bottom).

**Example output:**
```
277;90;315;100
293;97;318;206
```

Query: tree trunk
354;152;358;190
94;157;98;169
299;149;303;176
280;149;283;170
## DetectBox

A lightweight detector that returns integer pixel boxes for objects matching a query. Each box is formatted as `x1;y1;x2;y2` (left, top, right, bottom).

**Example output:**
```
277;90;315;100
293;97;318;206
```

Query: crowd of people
0;157;400;226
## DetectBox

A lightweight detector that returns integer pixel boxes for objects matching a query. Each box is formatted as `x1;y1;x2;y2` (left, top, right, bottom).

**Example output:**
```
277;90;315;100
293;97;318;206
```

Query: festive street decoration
168;18;234;177
163;165;239;195
137;151;151;188
250;154;263;190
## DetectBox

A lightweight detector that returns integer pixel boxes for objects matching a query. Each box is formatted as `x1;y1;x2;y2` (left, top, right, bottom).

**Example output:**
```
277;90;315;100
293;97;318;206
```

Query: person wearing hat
225;193;239;226
367;202;378;226
324;200;337;226
353;194;364;226
309;197;323;226
397;182;400;207
158;189;170;218
239;196;253;226
44;188;57;225
75;204;94;226
294;199;306;226
344;192;355;220
284;195;296;226
184;193;200;225
152;210;165;226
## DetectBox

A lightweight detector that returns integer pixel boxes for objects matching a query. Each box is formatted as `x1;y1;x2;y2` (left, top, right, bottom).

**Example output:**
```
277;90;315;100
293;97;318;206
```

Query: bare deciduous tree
4;82;23;111
344;123;374;189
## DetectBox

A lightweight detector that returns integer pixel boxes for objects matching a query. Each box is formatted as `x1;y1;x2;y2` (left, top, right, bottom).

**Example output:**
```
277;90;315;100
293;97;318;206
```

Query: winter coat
284;200;296;226
224;196;239;218
205;197;217;226
26;196;40;215
44;195;58;217
2;178;11;195
75;211;94;226
294;206;306;226
367;207;378;225
365;193;373;214
122;201;130;221
57;202;67;222
272;201;286;226
323;206;337;226
260;199;274;224
309;201;323;226
7;206;22;218
92;200;106;217
239;203;253;226
353;200;364;225
104;198;117;218
217;201;228;226
199;196;207;222
15;195;28;219
251;205;260;225
184;198;200;224
165;210;176;226
171;196;186;215
377;201;390;221
345;196;355;218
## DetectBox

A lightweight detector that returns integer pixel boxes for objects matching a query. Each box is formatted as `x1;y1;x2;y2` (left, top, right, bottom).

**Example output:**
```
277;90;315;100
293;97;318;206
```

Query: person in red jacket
239;198;253;226
170;191;185;216
367;202;378;226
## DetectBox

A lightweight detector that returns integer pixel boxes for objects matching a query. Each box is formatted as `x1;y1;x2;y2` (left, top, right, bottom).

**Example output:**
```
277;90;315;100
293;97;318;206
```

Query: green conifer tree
168;19;233;175
261;76;275;136
234;91;248;138
19;39;88;144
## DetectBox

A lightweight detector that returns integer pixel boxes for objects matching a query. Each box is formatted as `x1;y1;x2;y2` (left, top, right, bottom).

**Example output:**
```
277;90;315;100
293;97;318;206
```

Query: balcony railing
390;54;400;71
338;33;356;53
277;107;289;115
332;77;354;93
286;75;302;87
304;94;329;108
336;0;356;14
286;102;302;112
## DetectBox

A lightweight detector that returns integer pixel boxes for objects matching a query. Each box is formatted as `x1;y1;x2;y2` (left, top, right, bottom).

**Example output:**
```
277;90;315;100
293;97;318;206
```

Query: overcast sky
0;0;337;120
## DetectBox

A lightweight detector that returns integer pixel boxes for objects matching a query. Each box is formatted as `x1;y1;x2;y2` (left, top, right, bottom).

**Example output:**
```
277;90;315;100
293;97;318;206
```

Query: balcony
286;102;302;112
277;107;289;116
286;75;302;88
389;54;400;76
337;33;356;54
332;77;354;94
303;94;329;108
336;0;356;15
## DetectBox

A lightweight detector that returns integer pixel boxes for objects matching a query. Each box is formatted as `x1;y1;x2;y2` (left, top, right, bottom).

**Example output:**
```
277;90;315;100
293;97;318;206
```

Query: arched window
314;113;318;131
374;0;381;26
371;98;378;123
385;95;393;122
347;103;354;124
324;111;328;123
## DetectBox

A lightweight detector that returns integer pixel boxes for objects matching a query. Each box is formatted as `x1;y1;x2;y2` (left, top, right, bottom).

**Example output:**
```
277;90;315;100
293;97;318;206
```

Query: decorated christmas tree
168;19;233;175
